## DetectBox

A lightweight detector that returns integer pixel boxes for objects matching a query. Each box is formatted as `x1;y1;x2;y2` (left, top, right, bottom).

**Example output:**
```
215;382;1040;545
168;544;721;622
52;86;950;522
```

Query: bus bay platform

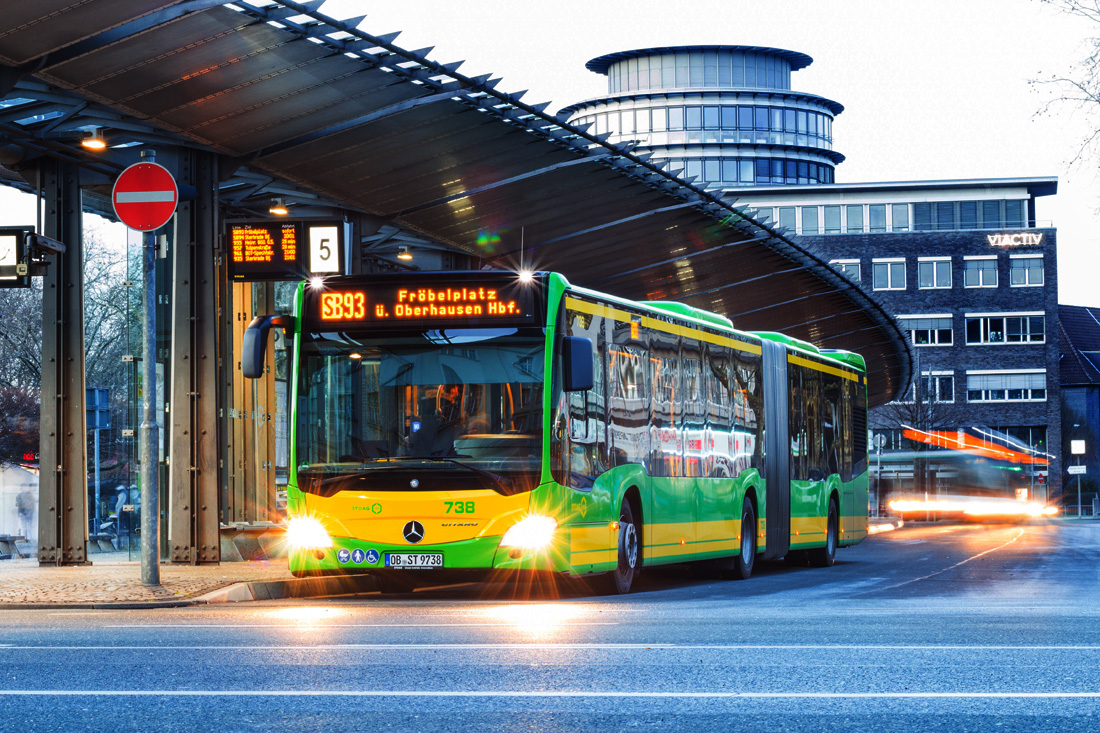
0;552;385;609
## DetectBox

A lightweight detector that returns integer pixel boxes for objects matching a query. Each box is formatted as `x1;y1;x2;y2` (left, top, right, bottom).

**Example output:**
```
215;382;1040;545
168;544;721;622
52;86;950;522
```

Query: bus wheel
809;497;839;568
602;500;639;595
727;499;756;580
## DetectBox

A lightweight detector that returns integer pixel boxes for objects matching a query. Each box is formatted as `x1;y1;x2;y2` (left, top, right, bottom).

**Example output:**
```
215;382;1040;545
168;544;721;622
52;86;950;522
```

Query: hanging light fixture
396;246;413;261
269;198;289;216
81;128;106;150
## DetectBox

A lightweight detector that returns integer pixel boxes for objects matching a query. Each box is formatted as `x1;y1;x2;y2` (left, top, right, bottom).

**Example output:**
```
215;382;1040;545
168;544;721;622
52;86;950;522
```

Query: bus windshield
296;328;545;488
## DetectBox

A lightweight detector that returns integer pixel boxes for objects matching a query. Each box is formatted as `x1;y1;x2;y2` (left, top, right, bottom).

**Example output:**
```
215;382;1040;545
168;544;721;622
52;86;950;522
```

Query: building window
1010;256;1044;286
918;259;951;289
966;372;1046;402
846;205;864;233
935;201;956;230
824;206;841;234
920;373;955;402
778;207;796;231
832;259;860;281
869;204;887;233
802;206;819;234
1006;199;1026;227
899;316;953;346
872;259;906;290
913;202;933;231
959;201;979;229
982;200;1002;228
963;257;998;288
965;314;1045;345
892;204;909;232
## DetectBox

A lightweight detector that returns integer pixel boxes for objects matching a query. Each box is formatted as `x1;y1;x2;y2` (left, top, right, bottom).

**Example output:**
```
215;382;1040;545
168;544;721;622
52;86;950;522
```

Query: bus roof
561;275;865;374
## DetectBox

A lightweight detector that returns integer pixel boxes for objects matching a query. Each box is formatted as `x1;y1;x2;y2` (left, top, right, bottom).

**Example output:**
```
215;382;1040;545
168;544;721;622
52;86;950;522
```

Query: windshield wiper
316;458;519;496
412;457;518;496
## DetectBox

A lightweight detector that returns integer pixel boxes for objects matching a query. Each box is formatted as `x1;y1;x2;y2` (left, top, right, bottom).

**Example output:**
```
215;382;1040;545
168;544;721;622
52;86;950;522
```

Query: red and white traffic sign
111;162;178;231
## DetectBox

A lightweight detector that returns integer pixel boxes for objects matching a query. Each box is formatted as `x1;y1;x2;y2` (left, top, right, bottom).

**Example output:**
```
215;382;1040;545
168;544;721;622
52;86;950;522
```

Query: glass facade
566;46;841;190
605;49;794;94
573;103;834;150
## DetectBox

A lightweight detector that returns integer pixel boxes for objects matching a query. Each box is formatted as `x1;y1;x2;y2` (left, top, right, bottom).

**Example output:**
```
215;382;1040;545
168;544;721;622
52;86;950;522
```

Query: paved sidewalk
0;553;298;607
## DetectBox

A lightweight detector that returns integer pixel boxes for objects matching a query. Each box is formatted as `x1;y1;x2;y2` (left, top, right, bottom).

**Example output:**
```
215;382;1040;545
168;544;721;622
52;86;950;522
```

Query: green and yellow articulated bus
243;270;869;593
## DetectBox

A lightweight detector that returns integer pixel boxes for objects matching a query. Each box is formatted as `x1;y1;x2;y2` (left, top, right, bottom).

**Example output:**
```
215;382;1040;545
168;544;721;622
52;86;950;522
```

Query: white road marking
100;623;617;629
2;643;1100;651
0;690;1099;699
861;527;1025;593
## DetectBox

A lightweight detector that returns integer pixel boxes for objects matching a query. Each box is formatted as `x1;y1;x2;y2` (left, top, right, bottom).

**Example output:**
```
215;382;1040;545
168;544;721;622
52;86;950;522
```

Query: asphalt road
2;519;1100;732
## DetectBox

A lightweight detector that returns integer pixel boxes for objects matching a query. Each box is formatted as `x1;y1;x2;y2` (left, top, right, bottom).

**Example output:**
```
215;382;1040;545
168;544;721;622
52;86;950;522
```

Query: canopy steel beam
168;150;222;564
37;158;89;566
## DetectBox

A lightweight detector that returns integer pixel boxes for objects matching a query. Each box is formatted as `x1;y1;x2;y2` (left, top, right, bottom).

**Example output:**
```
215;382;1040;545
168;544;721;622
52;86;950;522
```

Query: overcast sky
318;0;1098;305
2;0;1095;304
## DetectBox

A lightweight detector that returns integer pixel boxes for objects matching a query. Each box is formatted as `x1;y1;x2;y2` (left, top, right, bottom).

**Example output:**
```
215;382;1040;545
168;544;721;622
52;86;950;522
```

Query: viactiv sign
987;232;1043;247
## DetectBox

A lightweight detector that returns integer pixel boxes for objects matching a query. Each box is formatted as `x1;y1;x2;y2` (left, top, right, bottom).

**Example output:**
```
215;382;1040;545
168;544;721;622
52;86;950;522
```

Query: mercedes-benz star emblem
402;520;425;544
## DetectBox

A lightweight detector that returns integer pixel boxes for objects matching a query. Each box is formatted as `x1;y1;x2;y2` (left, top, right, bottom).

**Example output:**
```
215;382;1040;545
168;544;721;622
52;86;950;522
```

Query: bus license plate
385;553;443;569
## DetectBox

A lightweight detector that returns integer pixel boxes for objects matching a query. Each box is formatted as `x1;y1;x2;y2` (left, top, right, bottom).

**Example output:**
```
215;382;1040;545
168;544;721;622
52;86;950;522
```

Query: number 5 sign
309;225;340;273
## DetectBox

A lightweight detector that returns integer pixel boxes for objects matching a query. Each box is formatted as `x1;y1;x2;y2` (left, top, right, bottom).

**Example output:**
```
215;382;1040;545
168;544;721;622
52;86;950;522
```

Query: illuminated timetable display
227;220;342;281
303;274;542;331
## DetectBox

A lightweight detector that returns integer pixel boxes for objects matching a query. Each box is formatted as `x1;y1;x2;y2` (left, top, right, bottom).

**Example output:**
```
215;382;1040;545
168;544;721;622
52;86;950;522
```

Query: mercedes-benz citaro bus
242;271;869;594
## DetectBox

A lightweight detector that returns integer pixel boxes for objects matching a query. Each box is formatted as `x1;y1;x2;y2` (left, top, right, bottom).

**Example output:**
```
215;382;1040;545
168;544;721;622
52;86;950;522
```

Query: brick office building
707;178;1060;506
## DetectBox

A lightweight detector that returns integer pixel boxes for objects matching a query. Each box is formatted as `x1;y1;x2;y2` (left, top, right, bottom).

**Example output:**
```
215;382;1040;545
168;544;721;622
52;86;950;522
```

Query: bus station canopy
0;0;909;405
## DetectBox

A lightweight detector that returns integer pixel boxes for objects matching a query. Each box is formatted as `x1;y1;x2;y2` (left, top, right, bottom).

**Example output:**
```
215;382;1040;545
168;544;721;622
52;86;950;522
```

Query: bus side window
609;316;648;467
681;338;705;478
648;327;679;477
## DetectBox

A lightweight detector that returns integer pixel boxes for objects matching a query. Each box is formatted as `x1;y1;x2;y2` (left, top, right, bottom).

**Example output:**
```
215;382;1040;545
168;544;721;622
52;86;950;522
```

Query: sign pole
113;149;177;585
140;217;160;585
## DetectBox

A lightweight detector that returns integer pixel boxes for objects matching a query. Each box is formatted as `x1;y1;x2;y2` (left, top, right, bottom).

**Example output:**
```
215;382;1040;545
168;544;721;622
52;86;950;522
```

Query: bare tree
0;229;129;464
1034;0;1100;166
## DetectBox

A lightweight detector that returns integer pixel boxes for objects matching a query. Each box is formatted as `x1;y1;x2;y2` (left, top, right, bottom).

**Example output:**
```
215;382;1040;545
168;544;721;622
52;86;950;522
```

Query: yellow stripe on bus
565;296;763;355
787;353;859;382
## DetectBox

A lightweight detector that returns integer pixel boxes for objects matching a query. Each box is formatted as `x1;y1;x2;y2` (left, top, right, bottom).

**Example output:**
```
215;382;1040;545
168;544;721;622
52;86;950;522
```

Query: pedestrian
15;488;34;539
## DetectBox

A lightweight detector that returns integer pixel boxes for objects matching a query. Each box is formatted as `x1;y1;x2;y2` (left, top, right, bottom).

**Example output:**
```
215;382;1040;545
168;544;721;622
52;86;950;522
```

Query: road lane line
4;644;1100;651
859;527;1025;593
2;690;1100;699
100;623;617;629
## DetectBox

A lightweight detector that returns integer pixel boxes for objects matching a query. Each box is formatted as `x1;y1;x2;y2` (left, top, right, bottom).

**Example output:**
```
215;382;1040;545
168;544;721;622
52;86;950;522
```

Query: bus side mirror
562;336;593;392
242;315;296;379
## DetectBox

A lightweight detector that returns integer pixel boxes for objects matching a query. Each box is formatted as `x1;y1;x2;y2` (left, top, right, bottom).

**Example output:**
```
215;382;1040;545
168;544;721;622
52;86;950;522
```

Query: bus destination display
306;278;539;330
227;220;342;281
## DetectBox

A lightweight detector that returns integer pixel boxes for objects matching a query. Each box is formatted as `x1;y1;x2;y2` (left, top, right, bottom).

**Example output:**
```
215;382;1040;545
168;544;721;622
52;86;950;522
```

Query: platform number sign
309;225;340;273
227;220;344;282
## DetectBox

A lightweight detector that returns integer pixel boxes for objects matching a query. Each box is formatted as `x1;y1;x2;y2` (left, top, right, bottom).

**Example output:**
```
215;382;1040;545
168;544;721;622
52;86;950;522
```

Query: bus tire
601;500;639;595
809;496;839;568
727;498;756;580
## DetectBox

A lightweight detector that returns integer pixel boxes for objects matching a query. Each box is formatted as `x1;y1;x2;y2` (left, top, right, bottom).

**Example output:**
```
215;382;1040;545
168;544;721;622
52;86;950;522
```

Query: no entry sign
112;162;178;231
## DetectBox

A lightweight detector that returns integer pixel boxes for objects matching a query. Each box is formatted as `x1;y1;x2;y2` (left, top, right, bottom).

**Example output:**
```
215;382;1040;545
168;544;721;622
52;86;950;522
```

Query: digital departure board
302;274;543;331
227;220;343;281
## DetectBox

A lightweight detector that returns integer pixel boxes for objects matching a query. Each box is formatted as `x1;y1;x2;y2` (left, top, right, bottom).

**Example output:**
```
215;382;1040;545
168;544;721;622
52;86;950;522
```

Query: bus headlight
286;516;333;550
500;515;557;550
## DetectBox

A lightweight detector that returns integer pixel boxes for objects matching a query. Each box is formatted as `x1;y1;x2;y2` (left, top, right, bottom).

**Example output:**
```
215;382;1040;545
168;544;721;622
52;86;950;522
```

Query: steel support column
168;151;222;563
37;158;89;566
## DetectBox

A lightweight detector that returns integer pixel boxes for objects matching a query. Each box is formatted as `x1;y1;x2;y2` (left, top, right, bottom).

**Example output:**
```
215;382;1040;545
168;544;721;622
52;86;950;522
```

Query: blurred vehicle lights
499;515;556;550
286;515;333;549
888;497;1054;518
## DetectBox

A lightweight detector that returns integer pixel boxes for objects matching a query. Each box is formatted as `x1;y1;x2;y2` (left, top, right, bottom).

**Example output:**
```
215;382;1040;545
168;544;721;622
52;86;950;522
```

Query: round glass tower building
560;45;844;187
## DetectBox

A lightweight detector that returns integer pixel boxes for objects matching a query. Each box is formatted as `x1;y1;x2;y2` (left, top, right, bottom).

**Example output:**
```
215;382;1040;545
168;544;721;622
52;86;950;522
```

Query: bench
88;533;118;552
0;534;27;559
